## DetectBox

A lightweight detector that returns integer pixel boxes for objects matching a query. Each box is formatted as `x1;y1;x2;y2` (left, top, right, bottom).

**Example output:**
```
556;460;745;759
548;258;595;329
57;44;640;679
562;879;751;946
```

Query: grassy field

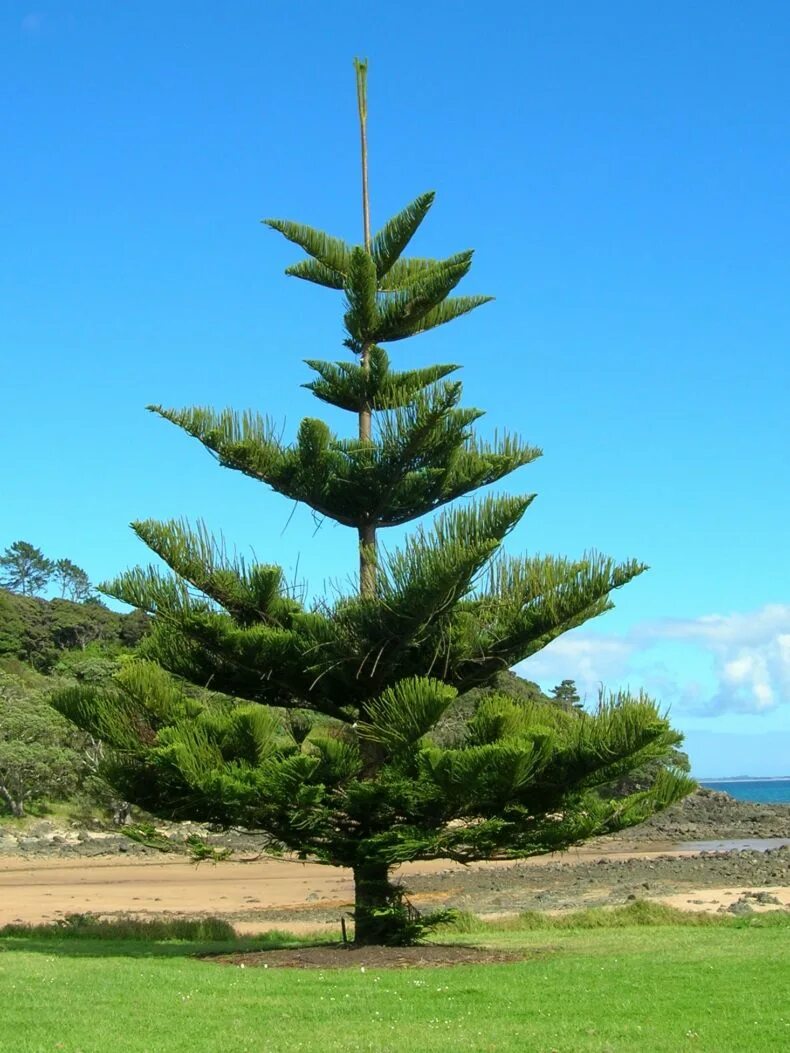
1;909;788;1053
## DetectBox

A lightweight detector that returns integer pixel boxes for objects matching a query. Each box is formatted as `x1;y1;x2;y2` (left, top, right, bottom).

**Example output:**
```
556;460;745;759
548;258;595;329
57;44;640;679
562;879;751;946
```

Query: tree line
0;583;152;818
0;586;148;673
0;540;93;602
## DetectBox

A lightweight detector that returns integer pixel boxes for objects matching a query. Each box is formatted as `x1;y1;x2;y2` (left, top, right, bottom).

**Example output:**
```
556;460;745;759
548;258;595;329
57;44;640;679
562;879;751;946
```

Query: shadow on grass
0;914;327;959
2;902;787;961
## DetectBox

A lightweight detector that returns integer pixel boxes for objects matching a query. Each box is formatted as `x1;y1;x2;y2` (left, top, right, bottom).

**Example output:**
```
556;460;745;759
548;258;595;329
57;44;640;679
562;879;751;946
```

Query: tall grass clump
0;914;238;942
439;901;790;934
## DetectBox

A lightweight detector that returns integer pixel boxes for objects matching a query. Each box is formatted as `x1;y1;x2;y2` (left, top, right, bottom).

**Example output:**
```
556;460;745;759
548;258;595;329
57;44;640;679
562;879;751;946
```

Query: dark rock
745;891;782;905
726;899;754;916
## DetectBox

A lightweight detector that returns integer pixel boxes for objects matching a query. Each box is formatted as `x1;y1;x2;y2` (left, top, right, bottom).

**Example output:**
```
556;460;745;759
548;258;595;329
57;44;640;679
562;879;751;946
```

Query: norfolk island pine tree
52;61;694;946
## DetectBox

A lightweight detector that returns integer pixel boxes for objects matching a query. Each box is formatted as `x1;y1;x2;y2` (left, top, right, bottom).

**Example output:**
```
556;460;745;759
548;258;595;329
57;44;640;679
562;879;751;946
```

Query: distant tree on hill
52;559;93;603
0;541;53;596
551;679;583;711
117;609;150;648
432;671;553;746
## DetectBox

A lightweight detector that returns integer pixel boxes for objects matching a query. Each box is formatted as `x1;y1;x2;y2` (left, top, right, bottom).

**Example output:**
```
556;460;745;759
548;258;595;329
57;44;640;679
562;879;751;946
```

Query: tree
550;679;583;711
432;671;552;746
117;608;150;648
0;541;52;596
0;588;149;671
50;599;109;652
0;590;28;660
0;590;51;666
0;673;81;817
602;746;692;798
52;559;92;602
52;61;693;945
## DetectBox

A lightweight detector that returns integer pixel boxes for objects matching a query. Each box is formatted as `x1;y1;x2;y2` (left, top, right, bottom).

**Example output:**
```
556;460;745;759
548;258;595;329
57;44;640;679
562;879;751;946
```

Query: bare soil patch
205;943;539;969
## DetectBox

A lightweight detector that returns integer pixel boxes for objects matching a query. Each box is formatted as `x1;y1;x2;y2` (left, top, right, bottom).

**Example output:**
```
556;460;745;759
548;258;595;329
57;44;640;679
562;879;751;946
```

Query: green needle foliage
51;61;693;945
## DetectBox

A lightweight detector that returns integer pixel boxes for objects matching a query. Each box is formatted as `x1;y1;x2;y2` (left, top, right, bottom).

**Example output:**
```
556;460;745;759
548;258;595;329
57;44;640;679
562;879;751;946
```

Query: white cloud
519;604;790;717
521;636;633;705
644;605;790;650
643;605;790;714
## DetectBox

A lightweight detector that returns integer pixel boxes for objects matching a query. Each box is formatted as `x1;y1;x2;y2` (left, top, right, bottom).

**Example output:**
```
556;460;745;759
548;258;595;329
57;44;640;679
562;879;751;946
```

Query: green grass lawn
1;911;788;1053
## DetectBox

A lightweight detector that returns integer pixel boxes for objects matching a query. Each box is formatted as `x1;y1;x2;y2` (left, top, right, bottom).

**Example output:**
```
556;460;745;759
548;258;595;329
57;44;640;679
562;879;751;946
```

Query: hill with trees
0;587;148;674
0;579;565;822
0;576;149;819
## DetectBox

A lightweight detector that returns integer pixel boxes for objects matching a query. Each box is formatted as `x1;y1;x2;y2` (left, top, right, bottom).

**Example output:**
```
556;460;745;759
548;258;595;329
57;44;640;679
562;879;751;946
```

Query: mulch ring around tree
202;944;554;969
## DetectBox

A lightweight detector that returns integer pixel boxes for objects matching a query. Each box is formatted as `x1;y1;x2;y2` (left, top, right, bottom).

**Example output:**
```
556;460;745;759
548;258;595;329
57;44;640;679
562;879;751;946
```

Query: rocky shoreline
409;845;790;916
0;790;788;926
601;787;790;844
226;845;790;926
1;789;788;861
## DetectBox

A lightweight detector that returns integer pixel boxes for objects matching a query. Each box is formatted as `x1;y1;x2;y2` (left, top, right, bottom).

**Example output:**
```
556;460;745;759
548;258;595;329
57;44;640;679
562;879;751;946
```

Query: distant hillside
0;588;148;674
0;589;150;818
2;589;683;824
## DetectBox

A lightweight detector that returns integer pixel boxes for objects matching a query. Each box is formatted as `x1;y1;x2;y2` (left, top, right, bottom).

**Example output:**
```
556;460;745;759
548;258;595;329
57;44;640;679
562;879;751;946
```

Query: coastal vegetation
0;584;565;824
0;585;147;818
1;581;687;830
48;62;691;945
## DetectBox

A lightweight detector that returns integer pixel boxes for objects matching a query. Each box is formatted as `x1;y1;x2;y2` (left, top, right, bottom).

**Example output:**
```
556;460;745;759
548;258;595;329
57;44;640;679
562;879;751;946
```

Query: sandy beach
2;790;788;931
2;842;788;932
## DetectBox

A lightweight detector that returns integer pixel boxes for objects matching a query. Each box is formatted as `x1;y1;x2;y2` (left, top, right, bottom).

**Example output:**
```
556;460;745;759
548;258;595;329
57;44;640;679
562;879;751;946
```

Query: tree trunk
359;342;372;443
111;800;132;827
358;521;377;599
355;58;371;252
353;861;402;945
355;61;377;599
0;786;24;818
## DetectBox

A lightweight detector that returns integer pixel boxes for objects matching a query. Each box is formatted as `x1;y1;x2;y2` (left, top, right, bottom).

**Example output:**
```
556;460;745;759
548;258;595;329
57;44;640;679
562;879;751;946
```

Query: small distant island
699;776;790;783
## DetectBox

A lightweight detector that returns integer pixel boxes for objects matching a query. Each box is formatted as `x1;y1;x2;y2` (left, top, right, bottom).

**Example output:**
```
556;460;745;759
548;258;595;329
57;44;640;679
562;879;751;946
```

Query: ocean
699;778;790;804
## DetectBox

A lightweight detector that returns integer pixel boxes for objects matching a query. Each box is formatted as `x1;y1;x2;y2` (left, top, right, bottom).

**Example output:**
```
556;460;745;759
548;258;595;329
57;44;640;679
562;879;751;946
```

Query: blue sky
2;3;788;776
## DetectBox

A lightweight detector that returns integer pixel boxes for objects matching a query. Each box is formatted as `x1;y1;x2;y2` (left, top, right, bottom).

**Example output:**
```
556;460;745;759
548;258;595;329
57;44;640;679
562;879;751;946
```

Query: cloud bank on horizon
521;604;790;718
